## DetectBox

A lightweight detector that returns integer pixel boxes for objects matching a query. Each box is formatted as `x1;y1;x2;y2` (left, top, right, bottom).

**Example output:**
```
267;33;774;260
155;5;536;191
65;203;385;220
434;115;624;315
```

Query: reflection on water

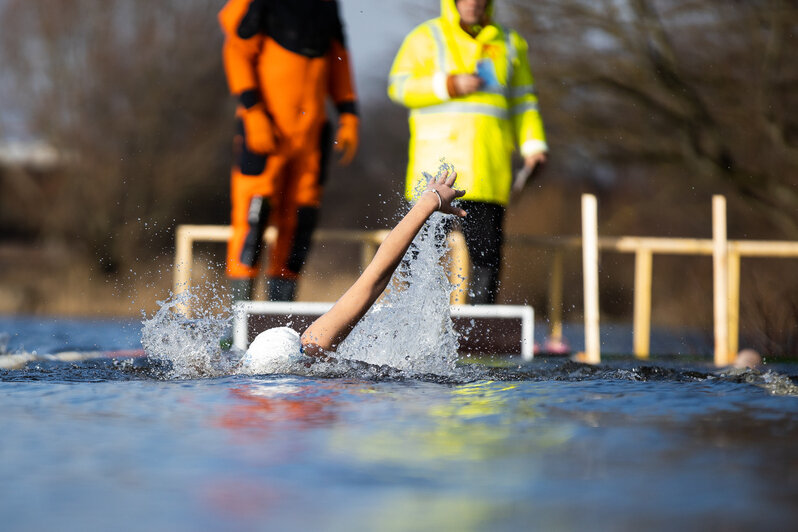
217;381;339;438
1;368;798;531
2;309;798;531
327;381;573;468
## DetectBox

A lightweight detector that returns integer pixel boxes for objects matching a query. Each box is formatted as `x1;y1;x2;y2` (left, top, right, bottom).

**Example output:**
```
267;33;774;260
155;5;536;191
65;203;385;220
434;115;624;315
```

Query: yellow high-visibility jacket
388;0;547;205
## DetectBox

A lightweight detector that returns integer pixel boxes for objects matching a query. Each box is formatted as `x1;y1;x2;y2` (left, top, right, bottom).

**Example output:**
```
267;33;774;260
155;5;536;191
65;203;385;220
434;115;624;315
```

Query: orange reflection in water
216;382;341;439
201;382;346;522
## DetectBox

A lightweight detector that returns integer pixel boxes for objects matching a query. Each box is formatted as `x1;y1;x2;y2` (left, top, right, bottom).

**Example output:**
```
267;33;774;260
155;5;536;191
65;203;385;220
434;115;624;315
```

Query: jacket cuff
336;100;358;116
521;139;549;158
239;88;261;109
433;72;451;102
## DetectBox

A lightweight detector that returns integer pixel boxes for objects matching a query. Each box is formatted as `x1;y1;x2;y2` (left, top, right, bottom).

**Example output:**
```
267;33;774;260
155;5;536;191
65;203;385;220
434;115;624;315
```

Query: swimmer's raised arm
301;170;466;357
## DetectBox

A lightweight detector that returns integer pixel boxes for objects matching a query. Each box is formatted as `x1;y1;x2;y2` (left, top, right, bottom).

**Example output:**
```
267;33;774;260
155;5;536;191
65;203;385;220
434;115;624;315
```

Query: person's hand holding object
448;74;483;97
513;152;547;193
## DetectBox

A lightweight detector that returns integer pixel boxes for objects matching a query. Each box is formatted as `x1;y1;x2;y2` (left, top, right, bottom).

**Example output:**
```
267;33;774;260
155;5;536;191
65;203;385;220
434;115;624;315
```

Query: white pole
712;195;730;366
582;194;601;364
521;305;535;361
232;302;250;351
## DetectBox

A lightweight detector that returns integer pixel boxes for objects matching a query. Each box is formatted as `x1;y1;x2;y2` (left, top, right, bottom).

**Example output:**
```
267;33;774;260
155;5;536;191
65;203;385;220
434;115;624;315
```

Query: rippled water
2;316;797;532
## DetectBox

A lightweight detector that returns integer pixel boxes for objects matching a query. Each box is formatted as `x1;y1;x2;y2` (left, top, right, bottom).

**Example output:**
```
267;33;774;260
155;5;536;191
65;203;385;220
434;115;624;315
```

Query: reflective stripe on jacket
388;0;546;205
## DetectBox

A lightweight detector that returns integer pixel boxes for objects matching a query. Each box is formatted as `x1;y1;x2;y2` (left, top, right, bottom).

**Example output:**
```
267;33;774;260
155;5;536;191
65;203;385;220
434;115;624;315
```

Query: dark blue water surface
1;315;797;532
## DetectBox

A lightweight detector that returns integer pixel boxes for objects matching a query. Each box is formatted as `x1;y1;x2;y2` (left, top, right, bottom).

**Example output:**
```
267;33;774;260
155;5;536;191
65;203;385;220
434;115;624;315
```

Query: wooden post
173;226;194;316
712;195;730;366
548;248;564;343
582;194;601;364
448;231;469;305
728;250;741;362
633;248;653;359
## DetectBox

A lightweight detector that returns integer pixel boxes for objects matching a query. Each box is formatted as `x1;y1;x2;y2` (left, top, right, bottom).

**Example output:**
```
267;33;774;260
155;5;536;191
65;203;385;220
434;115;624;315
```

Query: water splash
141;164;464;379
140;290;238;379
336;193;460;374
718;367;798;396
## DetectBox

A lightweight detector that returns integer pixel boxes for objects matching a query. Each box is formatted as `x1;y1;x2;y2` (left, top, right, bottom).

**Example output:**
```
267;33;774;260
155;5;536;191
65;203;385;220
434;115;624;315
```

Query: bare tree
504;0;798;238
0;0;231;269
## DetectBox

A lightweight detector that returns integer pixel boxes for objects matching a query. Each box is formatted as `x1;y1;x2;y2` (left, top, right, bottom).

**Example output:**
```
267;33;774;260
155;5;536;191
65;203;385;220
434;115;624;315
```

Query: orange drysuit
219;0;358;285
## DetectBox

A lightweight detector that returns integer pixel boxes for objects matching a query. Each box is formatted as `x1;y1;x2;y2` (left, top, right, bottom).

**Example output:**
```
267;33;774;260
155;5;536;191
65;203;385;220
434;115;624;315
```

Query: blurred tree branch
0;0;231;269
505;0;798;237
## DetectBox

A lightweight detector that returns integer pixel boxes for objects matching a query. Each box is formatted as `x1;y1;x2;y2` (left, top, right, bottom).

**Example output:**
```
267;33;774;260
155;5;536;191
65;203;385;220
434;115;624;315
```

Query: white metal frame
232;301;535;360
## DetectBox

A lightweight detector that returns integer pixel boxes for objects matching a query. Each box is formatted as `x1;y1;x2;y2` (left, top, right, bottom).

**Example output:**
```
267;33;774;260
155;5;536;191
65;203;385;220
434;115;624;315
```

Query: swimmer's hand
423;169;467;217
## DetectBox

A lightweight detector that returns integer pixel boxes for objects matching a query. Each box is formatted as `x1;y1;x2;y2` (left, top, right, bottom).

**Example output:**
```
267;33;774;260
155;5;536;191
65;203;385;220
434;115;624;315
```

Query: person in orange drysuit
219;0;359;302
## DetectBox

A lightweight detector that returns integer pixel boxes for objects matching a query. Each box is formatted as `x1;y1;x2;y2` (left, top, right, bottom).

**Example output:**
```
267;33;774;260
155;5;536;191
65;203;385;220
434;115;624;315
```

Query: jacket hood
441;0;494;28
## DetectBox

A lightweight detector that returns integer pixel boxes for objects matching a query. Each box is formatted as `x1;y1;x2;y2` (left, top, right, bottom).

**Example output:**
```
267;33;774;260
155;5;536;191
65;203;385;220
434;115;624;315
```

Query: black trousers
459;200;505;269
457;200;505;304
415;199;505;303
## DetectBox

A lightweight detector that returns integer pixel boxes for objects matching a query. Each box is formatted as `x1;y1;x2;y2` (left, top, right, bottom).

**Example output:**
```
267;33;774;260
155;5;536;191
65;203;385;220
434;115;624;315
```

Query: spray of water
142;164;464;379
335;167;461;375
140;290;239;379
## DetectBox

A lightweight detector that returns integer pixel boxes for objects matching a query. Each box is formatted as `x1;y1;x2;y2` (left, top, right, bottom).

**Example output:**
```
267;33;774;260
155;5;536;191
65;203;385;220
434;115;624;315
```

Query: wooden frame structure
575;194;798;365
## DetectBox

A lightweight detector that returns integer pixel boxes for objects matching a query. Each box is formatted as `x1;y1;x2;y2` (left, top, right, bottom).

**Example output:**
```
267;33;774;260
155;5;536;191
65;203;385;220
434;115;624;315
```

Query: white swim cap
239;327;302;374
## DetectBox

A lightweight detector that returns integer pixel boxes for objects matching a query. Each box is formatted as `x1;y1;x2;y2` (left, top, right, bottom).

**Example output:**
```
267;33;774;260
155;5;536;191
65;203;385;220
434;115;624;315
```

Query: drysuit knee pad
286;207;319;273
240;195;272;267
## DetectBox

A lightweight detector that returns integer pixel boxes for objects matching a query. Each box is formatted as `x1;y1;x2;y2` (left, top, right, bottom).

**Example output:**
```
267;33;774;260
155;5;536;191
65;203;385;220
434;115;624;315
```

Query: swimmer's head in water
239;326;302;374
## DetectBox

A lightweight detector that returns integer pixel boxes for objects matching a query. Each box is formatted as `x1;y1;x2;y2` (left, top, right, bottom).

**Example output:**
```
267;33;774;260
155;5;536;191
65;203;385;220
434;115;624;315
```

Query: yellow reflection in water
356;494;500;532
333;380;574;463
328;380;575;531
